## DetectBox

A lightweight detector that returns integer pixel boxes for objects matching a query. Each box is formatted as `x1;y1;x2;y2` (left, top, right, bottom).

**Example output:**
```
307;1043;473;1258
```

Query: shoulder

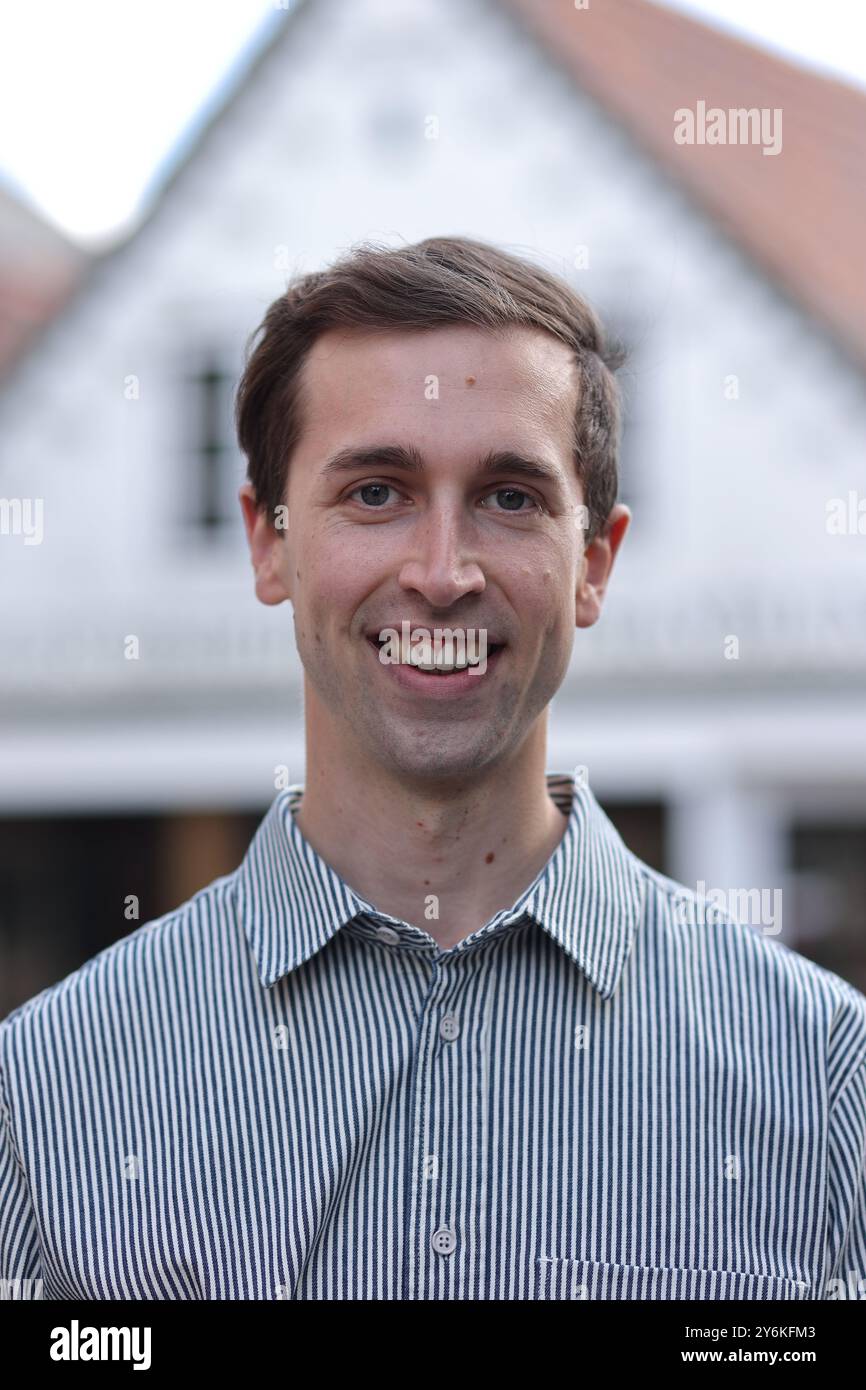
0;871;240;1079
633;856;866;1091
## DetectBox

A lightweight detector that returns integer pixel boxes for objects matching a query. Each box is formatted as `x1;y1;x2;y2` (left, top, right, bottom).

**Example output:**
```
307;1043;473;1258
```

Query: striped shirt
2;771;865;1301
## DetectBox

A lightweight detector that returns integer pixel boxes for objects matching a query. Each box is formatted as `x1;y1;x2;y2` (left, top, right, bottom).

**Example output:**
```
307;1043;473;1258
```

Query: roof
2;0;864;384
0;180;88;373
502;0;866;370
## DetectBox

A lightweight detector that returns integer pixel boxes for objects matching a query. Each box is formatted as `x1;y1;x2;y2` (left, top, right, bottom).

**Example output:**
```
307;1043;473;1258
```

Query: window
184;352;245;538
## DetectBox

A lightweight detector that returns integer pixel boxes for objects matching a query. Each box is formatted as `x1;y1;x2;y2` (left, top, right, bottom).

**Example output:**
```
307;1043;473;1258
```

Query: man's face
242;323;626;785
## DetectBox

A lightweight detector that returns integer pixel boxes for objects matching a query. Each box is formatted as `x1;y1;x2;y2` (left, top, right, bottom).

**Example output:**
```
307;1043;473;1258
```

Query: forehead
295;323;579;456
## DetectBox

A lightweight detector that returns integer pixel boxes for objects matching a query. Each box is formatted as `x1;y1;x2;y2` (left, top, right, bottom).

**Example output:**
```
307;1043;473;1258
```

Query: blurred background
1;0;865;1017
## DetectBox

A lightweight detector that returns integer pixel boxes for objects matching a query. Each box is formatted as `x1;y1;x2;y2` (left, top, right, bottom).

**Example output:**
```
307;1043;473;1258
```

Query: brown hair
234;235;625;544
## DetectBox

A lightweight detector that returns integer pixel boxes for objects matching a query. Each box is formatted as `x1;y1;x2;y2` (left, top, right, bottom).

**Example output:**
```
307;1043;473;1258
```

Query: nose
396;506;486;607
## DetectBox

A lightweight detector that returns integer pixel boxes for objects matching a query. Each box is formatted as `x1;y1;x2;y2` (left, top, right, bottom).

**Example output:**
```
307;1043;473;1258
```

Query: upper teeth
372;635;494;672
414;658;479;672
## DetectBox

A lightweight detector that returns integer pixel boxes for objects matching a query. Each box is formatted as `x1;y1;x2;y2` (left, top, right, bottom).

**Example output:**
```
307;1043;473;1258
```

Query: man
1;237;864;1301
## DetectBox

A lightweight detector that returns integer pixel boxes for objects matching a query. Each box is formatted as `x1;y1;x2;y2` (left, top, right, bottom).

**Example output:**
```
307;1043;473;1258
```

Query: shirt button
439;1014;460;1041
431;1225;456;1256
375;925;400;945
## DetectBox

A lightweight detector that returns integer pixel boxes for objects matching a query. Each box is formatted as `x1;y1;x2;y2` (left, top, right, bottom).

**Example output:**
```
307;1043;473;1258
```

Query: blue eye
352;483;394;507
481;488;539;512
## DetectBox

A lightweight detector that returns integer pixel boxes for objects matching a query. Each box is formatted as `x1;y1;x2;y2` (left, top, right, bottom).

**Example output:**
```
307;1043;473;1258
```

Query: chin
368;730;502;783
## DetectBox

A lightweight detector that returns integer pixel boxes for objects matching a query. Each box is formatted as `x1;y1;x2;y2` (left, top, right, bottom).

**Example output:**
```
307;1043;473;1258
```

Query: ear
239;482;293;606
575;503;630;630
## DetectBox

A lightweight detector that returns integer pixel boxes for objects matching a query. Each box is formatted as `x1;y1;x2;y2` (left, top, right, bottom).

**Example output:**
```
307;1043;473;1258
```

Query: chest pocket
536;1257;811;1300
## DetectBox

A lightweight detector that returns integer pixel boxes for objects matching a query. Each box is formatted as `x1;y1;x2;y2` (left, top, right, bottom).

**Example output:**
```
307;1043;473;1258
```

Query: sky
0;0;863;249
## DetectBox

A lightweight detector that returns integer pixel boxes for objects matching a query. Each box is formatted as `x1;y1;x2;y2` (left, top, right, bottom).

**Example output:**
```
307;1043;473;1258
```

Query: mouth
364;632;506;696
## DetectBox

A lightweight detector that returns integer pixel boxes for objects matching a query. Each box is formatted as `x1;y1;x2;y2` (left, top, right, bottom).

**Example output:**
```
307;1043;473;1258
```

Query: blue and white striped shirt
2;772;865;1300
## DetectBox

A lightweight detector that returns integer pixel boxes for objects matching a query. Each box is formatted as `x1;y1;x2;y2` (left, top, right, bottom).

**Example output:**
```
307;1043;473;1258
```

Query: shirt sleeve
823;1004;866;1301
0;1050;43;1297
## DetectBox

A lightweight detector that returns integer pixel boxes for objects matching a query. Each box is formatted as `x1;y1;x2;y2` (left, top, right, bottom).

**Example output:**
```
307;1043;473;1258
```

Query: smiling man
238;308;625;949
2;236;865;1302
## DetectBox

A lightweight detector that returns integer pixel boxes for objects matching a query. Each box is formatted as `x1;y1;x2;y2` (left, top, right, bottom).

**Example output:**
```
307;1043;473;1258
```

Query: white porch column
667;784;787;925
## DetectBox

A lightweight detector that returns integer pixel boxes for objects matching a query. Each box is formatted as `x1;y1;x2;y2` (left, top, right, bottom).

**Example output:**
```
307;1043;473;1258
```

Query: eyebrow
320;444;565;487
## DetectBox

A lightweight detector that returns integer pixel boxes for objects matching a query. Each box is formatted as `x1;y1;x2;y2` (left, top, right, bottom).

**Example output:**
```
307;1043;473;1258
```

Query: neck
294;706;568;950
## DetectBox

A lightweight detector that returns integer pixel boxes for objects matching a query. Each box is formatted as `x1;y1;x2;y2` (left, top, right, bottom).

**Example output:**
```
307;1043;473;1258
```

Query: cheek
299;546;367;632
513;566;570;621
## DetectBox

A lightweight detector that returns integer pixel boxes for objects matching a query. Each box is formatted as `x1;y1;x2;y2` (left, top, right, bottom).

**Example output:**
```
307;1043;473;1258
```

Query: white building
1;0;865;1007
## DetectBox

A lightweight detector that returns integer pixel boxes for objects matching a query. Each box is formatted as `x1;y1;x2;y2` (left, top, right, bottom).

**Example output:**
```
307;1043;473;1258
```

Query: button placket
405;954;467;1296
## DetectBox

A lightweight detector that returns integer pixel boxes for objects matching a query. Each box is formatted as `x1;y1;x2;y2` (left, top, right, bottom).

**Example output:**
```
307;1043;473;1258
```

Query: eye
348;481;400;508
480;487;542;513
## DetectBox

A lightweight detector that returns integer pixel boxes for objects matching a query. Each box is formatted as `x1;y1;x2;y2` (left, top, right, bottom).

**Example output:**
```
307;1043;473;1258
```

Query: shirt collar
235;770;646;1000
